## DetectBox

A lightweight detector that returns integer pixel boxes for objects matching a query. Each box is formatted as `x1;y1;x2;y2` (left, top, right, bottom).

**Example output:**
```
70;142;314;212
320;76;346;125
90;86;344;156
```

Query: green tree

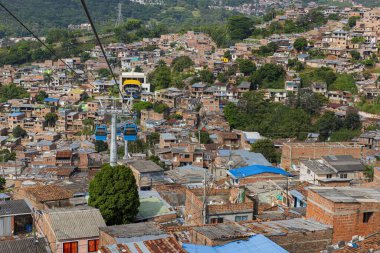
146;132;160;147
351;37;365;44
133;101;153;113
89;164;140;225
0;84;29;102
199;130;212;144
316;112;343;141
149;155;166;169
288;59;304;72
250;64;285;89
95;140;108;153
256;42;278;56
99;68;111;78
228;15;253;41
224;50;232;60
344;111;361;130
134;66;143;72
329;73;357;94
237;59;256;76
330;128;360;142
348;16;360;27
35;91;48;103
199;69;214;84
0;149;16;162
293;37;308;52
0;177;5;191
12;126;27;138
350;50;361;61
172;56;194;72
153;102;169;114
251;139;279;164
364;165;374;182
148;62;171;90
80;52;91;63
44;113;58;127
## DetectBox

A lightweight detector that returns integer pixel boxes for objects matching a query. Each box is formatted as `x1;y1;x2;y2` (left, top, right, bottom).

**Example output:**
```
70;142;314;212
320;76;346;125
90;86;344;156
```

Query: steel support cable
80;0;124;98
0;2;81;78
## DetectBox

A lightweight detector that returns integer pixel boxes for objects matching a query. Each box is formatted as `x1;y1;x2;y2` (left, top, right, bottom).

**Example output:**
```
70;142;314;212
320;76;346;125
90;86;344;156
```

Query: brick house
37;207;106;253
215;132;239;147
191;83;208;98
299;155;365;184
185;187;254;225
306;187;380;242
281;142;363;170
200;97;220;114
127;160;165;190
159;133;177;149
15;185;72;210
241;218;332;253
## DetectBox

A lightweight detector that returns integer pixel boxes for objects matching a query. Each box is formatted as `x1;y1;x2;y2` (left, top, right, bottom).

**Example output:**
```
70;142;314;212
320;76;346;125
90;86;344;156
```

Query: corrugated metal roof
193;223;252;240
45;207;106;241
242;218;331;236
0;237;48;253
100;237;185;253
0;199;32;216
309;187;380;203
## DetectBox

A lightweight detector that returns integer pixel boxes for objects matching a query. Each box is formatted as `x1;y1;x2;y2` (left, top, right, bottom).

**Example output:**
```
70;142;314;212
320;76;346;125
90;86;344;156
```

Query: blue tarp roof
9;112;24;117
183;235;289;253
44;98;59;103
227;165;292;179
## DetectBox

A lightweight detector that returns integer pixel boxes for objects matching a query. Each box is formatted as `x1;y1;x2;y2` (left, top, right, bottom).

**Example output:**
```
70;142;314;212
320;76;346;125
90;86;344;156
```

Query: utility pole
202;170;207;224
110;113;118;167
116;2;123;27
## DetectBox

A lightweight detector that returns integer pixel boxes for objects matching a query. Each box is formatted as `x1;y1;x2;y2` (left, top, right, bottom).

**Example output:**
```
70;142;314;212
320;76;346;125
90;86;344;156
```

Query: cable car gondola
123;79;142;100
95;125;108;141
123;123;138;141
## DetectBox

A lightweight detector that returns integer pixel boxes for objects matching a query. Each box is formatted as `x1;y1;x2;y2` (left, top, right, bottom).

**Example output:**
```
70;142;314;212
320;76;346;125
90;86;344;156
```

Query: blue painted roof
227;165;292;179
9;112;24;117
183;235;288;253
44;98;59;103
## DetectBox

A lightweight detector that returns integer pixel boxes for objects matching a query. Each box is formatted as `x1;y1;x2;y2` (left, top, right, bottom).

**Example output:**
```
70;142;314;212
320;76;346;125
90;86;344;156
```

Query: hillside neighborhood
0;1;379;253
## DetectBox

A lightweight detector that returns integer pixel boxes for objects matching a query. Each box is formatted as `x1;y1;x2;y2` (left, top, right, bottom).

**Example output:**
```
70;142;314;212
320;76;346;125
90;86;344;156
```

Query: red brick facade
306;189;380;242
281;142;363;170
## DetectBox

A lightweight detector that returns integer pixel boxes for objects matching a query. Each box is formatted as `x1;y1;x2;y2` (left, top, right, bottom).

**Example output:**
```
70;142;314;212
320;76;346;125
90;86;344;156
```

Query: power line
0;2;80;78
80;0;124;98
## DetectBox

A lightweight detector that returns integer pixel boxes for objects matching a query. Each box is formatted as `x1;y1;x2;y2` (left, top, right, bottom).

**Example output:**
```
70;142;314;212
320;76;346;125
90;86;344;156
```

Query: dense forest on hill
0;0;245;37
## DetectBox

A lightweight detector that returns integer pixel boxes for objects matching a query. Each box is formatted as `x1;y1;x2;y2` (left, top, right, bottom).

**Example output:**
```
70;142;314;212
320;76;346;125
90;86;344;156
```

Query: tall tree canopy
89;164;140;225
227;15;253;41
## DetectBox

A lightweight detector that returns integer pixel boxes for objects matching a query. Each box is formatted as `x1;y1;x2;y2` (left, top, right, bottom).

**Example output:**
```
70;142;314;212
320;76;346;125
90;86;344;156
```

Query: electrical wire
80;0;124;98
0;1;81;78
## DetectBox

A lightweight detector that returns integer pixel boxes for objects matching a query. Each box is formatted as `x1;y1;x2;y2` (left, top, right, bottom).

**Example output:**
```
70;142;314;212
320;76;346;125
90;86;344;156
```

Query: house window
235;215;248;222
88;239;99;252
326;174;332;179
63;241;78;253
363;212;373;223
184;154;190;158
210;218;223;224
340;174;348;179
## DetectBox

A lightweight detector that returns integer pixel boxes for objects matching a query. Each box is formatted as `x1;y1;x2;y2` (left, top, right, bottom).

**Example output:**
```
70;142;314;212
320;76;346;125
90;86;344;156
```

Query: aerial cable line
0;2;81;78
80;0;124;98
